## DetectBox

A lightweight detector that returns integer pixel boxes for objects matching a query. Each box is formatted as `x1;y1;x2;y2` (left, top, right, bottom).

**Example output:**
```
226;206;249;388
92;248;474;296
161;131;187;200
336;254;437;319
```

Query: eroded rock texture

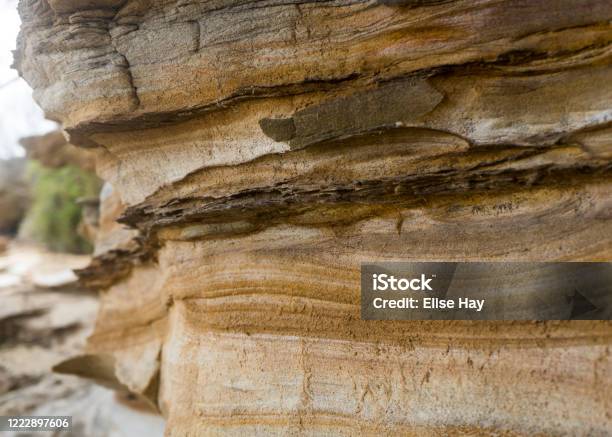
15;0;612;435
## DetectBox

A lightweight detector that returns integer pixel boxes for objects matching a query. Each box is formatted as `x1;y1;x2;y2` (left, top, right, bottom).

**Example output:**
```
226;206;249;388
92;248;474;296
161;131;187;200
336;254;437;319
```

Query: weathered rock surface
15;0;612;435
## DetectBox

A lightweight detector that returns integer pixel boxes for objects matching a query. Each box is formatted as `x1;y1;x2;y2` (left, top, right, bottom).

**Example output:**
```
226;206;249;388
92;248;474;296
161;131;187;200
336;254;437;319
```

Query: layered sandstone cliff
15;0;612;435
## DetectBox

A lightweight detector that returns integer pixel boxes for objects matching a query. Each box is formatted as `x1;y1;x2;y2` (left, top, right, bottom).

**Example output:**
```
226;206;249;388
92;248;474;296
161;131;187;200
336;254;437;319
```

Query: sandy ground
0;241;165;436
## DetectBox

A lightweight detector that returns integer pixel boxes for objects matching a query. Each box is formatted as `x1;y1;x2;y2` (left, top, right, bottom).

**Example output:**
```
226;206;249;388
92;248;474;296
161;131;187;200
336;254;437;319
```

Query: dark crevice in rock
122;164;612;232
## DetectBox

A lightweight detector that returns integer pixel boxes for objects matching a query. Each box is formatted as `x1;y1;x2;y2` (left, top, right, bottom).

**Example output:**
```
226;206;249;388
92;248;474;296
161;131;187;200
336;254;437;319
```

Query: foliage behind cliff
19;162;101;254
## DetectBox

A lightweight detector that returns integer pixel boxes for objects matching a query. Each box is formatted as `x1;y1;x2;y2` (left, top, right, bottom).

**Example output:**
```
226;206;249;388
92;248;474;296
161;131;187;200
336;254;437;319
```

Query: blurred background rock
0;158;28;235
0;0;164;434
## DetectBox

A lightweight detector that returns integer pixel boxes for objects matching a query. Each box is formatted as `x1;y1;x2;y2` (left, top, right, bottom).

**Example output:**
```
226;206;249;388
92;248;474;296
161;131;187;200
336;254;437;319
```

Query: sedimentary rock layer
16;0;612;435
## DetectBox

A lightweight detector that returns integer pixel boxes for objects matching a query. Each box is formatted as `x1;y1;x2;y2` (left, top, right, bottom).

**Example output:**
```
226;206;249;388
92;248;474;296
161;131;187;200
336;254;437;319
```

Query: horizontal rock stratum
16;0;612;435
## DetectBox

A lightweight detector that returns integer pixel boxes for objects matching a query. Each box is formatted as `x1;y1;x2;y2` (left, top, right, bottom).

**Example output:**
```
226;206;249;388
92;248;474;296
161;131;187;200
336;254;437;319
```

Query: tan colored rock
15;0;612;435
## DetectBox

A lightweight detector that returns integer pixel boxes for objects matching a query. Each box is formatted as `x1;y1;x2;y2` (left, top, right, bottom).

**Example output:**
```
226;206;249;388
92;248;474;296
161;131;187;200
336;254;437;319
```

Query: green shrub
20;162;101;254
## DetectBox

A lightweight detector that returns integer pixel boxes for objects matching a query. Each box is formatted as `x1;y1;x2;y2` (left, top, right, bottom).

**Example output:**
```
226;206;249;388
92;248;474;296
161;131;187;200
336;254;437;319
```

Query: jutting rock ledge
15;0;612;435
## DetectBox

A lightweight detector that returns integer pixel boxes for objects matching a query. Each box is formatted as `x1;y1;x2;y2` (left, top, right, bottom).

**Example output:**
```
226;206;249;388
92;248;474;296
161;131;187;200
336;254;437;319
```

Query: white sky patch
0;0;57;160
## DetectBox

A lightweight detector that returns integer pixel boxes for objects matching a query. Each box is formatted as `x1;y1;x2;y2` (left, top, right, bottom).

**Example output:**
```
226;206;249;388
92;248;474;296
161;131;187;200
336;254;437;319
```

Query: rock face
15;0;612;435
